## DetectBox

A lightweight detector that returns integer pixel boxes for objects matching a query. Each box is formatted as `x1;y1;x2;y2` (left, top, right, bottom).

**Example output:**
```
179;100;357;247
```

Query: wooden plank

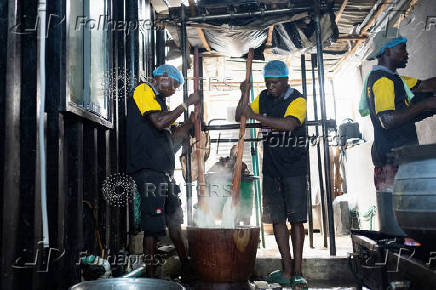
336;35;367;41
393;0;419;27
195;28;211;51
334;0;392;73
231;48;254;208
188;0;211;52
266;26;274;47
335;0;348;24
193;48;207;212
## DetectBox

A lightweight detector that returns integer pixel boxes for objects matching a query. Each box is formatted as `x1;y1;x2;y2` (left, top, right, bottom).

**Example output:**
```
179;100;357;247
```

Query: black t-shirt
366;70;419;166
126;83;175;174
250;87;308;177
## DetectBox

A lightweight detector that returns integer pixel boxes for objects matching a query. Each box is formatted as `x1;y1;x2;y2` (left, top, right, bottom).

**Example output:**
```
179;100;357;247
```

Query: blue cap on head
263;60;289;78
152;64;184;85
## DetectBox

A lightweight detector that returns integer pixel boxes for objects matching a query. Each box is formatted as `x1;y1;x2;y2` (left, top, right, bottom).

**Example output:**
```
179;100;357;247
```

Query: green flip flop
290;275;308;289
266;270;282;281
266;270;291;285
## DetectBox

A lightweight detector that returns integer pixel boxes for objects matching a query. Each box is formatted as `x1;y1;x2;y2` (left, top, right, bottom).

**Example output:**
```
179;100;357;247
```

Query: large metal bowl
69;278;185;290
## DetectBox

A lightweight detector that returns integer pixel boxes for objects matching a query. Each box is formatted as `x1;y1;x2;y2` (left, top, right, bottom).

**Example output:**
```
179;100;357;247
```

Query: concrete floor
253;232;356;287
131;231;358;288
256;232;353;259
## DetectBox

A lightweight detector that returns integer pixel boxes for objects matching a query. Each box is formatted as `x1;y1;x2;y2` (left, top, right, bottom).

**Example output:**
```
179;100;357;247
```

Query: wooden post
231;48;254;208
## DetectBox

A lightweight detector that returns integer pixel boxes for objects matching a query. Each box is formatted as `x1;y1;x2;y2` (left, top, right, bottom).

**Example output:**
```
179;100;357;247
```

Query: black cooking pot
392;144;436;249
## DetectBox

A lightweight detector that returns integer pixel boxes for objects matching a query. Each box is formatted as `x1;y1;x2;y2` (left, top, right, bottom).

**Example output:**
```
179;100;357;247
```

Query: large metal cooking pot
69;278;185;290
393;144;436;249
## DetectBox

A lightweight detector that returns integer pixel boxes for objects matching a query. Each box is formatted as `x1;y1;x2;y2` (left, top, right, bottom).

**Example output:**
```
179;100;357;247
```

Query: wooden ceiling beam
196;28;211;51
393;0;419;27
266;26;274;47
188;0;211;51
336;35;368;41
335;0;348;24
333;0;392;73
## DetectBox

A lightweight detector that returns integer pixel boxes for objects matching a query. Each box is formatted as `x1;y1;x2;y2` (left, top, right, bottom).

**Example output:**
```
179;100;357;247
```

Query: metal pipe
301;54;314;249
311;54;328;249
181;5;193;226
210;138;262;143
330;79;337;122
38;0;49;249
249;72;265;248
155;28;166;66
315;0;336;256
204;120;336;131
186;6;315;22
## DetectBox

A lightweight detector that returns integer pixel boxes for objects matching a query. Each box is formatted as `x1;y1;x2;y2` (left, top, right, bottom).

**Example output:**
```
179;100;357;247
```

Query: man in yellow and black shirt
363;28;436;190
127;64;200;278
236;60;308;288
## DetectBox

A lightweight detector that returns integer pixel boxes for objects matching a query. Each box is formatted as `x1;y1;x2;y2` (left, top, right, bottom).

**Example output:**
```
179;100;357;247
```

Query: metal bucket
187;226;260;283
393;145;436;249
69;278;184;290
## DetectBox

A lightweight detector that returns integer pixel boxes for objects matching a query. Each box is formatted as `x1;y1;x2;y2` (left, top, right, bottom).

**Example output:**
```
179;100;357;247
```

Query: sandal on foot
266;270;291;285
290;275;308;289
266;270;282;283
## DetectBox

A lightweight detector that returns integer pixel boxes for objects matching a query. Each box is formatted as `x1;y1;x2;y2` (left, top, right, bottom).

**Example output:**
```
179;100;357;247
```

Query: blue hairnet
263;60;289;78
375;37;407;58
152;64;184;85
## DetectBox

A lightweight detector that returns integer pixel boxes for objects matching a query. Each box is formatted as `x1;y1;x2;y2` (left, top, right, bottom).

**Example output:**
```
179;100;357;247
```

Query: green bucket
238;175;258;225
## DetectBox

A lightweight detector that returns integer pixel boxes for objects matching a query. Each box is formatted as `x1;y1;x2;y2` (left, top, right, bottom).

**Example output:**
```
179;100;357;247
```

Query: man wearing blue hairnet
236;60;308;288
360;28;436;191
127;64;200;279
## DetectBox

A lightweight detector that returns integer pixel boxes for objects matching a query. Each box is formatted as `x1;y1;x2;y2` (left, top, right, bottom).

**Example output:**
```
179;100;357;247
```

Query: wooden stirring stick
231;48;255;208
193;47;208;213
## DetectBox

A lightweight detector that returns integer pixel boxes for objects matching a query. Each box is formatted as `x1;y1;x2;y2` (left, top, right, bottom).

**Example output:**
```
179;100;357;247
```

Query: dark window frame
64;0;114;128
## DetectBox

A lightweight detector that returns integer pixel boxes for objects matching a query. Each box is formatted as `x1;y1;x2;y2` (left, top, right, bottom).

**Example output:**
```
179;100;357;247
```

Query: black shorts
262;175;307;224
133;169;183;237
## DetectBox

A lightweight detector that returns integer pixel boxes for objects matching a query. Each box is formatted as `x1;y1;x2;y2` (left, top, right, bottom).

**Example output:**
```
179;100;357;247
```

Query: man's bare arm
235;80;251;122
242;105;300;131
172;117;194;148
413;77;436;93
235;98;246;122
148;92;200;129
379;97;436;129
148;106;185;129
